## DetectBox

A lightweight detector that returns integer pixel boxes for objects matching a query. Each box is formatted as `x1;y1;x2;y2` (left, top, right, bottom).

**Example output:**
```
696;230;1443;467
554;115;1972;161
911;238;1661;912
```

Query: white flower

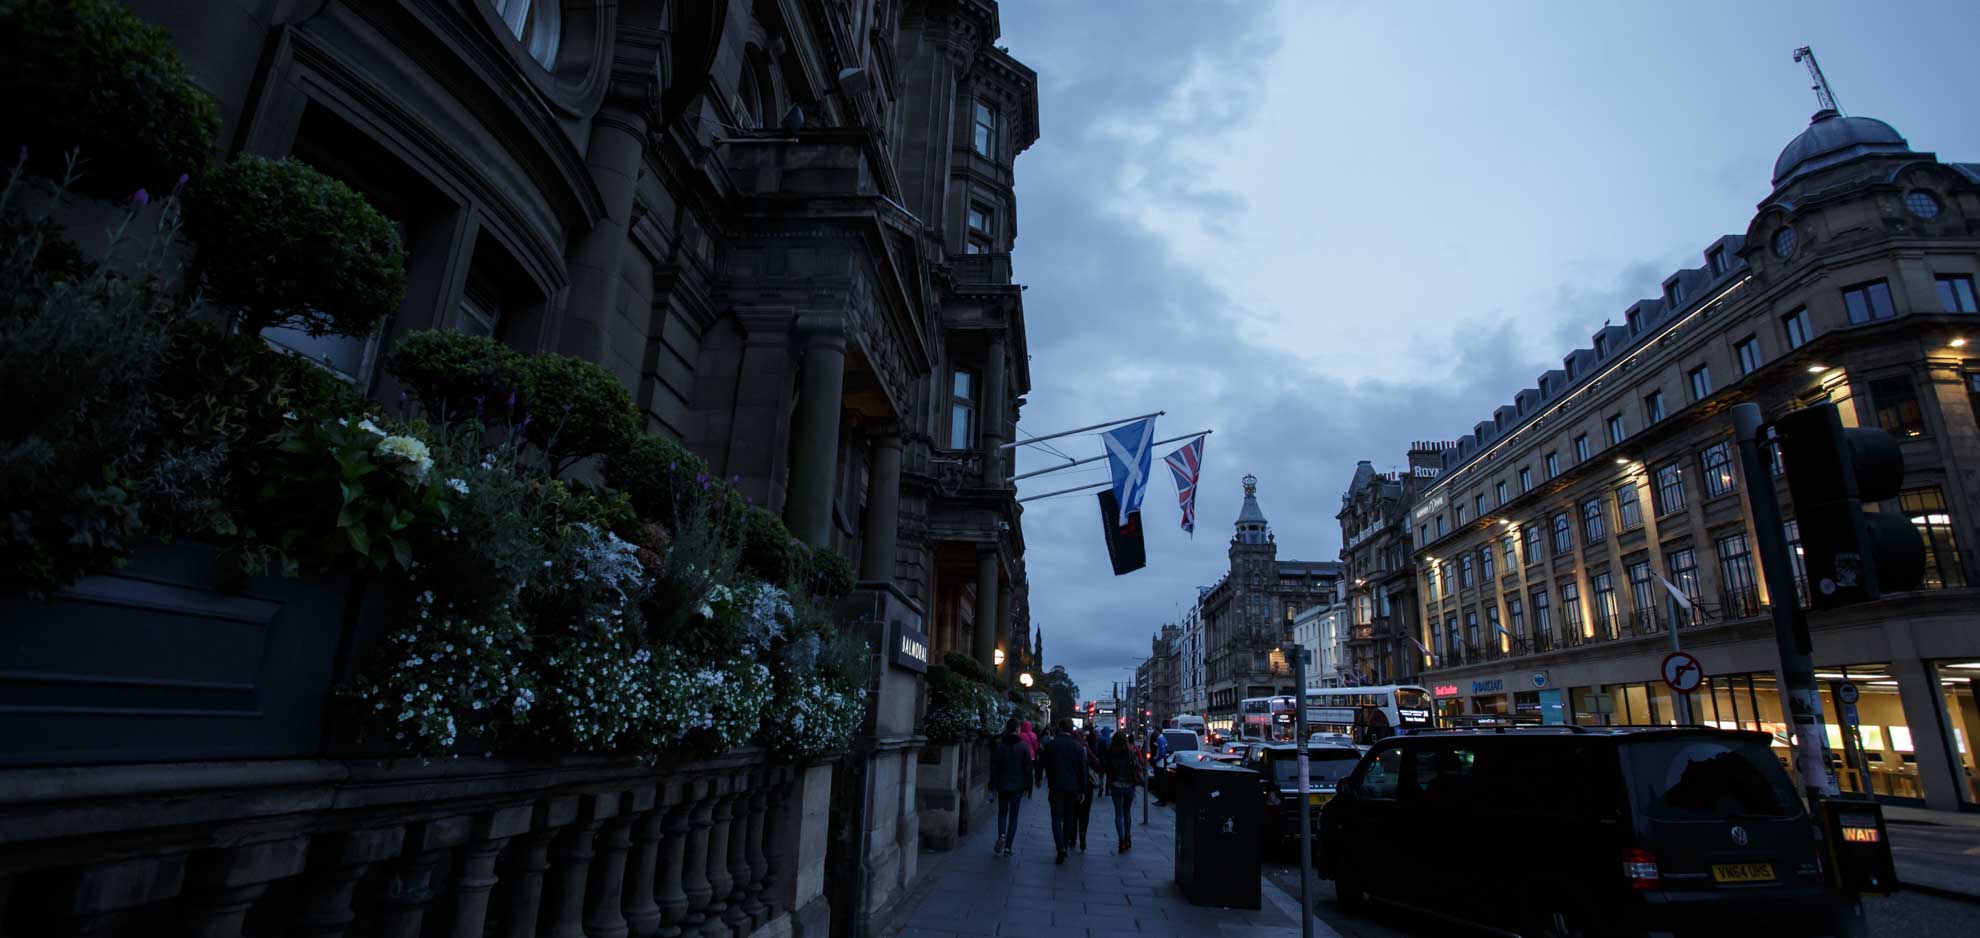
375;435;434;481
446;478;470;496
357;418;388;437
282;411;298;421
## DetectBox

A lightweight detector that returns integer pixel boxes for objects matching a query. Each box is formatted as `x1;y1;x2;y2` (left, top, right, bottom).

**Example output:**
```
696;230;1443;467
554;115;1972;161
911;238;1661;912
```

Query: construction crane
1793;46;1842;115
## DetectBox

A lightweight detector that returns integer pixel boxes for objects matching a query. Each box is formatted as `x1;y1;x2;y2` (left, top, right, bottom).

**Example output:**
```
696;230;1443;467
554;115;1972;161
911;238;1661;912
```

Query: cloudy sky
992;0;1980;703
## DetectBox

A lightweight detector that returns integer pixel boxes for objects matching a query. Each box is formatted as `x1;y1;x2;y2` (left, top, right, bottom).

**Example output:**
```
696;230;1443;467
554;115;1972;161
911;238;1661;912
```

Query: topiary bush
1;0;220;201
805;546;857;598
514;353;639;475
184;155;406;339
387;329;526;423
602;431;709;531
739;506;804;586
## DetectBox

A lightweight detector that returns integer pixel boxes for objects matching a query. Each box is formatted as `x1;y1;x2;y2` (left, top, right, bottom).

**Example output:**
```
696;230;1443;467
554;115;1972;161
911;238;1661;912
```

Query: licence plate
1307;793;1331;806
1711;863;1776;883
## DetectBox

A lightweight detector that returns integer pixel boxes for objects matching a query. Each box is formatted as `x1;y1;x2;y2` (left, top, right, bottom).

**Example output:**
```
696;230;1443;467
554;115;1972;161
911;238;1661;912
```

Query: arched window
492;0;561;70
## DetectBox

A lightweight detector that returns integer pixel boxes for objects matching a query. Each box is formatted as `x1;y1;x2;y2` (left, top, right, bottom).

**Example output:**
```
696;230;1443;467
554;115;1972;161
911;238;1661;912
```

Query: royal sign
890;621;930;673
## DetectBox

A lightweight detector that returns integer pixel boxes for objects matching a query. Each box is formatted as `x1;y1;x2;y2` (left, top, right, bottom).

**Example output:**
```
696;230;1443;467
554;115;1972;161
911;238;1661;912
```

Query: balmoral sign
889;620;930;673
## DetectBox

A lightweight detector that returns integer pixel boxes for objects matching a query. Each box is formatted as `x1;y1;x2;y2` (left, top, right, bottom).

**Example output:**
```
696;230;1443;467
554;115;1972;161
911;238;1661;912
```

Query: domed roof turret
1772;109;1910;188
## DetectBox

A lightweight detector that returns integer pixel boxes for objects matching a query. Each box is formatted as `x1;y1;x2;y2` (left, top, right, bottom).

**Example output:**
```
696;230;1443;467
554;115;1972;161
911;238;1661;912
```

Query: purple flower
399;389;410;402
130;188;149;207
520;415;533;430
696;472;709;483
172;173;189;197
668;461;678;472
701;479;712;491
507;391;517;411
562;403;575;414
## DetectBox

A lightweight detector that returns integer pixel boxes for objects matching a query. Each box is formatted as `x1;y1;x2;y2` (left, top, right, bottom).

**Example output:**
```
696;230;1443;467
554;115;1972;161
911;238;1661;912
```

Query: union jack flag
1163;436;1205;536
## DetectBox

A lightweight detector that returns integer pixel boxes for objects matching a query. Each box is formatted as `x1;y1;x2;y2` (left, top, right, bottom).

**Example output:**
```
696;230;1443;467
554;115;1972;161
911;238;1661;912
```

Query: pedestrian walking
1103;731;1141;852
1041;718;1099;864
1078;728;1101;848
1018;719;1041;790
989;718;1029;856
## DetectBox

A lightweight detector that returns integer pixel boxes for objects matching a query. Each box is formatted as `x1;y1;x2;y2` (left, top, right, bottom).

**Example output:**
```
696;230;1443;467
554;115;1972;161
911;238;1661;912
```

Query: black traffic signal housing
1773;402;1926;608
1097;490;1147;576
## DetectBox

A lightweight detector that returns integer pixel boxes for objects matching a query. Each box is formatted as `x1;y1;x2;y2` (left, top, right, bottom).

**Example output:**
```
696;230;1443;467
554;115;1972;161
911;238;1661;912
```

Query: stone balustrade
0;750;834;938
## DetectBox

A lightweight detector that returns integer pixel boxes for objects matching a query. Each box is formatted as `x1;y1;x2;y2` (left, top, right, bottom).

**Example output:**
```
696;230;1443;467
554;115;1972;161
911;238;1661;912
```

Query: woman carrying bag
1103;731;1141;852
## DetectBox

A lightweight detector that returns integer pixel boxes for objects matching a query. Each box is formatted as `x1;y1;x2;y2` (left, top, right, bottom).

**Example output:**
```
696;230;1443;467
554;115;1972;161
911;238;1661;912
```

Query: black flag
1098;490;1146;576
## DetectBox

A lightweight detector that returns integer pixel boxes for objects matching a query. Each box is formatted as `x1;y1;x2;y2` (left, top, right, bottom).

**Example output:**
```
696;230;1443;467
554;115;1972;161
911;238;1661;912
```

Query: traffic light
1773;402;1926;608
1097;490;1146;576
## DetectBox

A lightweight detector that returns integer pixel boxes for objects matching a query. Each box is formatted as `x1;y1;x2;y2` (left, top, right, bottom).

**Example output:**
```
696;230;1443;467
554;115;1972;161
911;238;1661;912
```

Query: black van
1318;726;1831;938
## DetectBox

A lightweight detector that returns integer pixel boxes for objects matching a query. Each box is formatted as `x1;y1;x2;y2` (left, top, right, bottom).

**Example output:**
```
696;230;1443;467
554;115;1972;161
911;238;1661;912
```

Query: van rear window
1628;738;1801;820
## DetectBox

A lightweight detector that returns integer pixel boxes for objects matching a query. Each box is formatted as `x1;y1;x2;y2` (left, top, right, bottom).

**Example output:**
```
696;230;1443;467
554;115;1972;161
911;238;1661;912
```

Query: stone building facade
1408;108;1980;811
1179;589;1209;717
1334;444;1450;686
111;0;1041;927
1200;475;1343;735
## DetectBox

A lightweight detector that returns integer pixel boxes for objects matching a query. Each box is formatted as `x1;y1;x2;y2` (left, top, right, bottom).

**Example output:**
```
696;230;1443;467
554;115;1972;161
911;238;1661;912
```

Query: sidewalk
1882;805;1980;903
884;790;1312;938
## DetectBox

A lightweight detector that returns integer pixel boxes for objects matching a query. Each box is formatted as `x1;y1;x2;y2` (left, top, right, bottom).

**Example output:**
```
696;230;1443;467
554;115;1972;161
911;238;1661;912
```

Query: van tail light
1621;847;1660;891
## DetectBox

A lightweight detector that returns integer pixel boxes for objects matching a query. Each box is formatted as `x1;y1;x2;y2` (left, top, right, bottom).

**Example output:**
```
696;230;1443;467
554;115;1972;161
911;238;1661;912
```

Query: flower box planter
0;541;375;766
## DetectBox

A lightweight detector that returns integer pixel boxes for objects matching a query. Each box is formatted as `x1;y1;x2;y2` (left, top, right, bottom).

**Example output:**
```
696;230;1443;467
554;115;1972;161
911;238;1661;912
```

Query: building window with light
1870;375;1926;438
948;369;976;449
1531;588;1552;636
1522;525;1543;565
1665;547;1701;622
1559;580;1583;633
1716;532;1760;614
1700;441;1738;497
1502;534;1518;570
1902;488;1967;588
1616;482;1643;530
1581;497;1606;543
1654;461;1686;515
1459;555;1474;589
973;100;1000;158
1551;511;1573;555
1480;546;1495;581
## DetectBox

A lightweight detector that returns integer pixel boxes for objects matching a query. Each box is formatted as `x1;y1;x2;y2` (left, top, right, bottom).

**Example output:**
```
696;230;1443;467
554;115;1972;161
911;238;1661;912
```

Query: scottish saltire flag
1164;436;1205;536
1102;418;1155;529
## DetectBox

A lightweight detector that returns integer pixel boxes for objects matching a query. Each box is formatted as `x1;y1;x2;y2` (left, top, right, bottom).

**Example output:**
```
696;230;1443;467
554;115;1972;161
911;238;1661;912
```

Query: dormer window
1708;247;1728;276
1626;309;1642;335
1564;356;1578;379
1664;278;1686;308
1594;335;1608;357
1539;376;1550;396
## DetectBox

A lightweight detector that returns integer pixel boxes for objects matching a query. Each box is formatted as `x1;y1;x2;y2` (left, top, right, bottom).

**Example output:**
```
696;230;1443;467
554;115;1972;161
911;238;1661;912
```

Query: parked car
1241;742;1363;853
1319;726;1829;938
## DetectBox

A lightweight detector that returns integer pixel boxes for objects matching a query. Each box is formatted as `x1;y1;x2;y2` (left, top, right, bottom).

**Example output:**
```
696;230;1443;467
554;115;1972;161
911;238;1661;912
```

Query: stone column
740;785;770;927
679;785;716;936
757;775;790;919
379;817;471;938
499;798;577;938
722;779;756;935
974;545;1000;668
584;787;651;938
624;800;666;938
978;336;1007;485
449;806;533;938
655;800;691;938
297;828;405;938
558;99;647;364
860;429;904;582
544;795;616;938
181;838;310;938
785;325;848;547
699;789;736;938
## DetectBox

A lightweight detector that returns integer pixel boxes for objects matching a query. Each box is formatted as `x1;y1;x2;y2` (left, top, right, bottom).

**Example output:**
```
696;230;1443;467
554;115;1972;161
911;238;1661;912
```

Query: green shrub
739;507;804;586
1;0;219;200
0;183;179;594
602;432;708;531
514;353;639;475
387;330;527;423
805;546;858;598
185;155;405;338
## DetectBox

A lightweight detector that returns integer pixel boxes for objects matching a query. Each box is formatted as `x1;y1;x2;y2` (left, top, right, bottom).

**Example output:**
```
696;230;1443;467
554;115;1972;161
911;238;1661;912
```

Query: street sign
1660;651;1704;693
1837;681;1860;705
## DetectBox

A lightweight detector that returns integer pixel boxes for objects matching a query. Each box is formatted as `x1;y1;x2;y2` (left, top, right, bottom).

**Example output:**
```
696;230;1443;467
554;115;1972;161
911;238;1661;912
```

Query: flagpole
997;411;1165;451
1007;430;1213;483
1657;574;1695;725
1014;480;1111;503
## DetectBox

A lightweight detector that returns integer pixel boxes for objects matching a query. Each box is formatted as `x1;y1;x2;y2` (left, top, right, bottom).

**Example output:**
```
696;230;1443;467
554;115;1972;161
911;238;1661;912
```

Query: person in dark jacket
1073;728;1101;850
1041;718;1099;863
988;718;1029;856
1103;731;1141;851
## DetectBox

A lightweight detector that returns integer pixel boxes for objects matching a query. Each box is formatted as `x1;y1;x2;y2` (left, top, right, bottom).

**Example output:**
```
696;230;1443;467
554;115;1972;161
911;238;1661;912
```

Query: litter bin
1173;757;1262;909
